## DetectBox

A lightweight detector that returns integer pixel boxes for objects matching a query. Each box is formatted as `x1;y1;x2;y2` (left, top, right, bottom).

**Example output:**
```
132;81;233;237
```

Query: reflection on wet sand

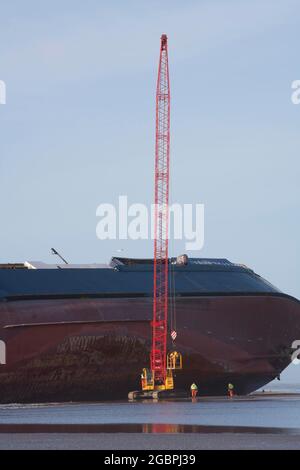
0;423;300;435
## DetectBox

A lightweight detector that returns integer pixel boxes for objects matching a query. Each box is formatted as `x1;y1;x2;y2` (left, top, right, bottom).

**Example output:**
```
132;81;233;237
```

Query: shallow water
0;387;299;451
259;382;300;394
0;393;300;430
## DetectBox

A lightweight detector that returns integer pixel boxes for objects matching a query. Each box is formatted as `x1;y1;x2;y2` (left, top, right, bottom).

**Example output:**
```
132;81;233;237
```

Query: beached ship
0;256;299;403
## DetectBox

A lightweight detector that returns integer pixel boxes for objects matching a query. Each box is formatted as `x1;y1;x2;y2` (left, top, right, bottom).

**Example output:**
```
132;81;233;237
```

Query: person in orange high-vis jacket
190;383;198;398
228;383;234;398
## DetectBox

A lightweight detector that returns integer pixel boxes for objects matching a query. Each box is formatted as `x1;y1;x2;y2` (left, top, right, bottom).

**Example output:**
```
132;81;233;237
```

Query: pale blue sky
0;0;299;381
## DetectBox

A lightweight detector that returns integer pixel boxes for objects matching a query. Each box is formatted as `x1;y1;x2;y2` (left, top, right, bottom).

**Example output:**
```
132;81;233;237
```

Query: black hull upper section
0;257;280;301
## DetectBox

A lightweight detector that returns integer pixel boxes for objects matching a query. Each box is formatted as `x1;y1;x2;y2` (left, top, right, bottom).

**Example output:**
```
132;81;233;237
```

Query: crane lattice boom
151;34;170;385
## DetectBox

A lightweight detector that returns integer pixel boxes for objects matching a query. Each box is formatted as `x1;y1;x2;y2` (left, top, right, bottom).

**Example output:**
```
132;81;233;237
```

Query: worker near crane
190;383;198;399
227;383;235;398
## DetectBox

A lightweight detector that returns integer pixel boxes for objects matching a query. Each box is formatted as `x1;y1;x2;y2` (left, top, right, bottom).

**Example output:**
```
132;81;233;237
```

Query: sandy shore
1;395;299;449
0;423;299;450
0;432;300;450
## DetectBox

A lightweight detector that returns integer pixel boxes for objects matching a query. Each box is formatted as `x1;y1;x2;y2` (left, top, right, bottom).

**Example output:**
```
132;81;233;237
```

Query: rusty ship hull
0;257;299;402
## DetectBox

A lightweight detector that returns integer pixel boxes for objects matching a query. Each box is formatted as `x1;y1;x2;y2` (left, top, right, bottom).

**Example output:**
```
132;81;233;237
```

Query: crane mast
151;34;170;386
137;34;182;396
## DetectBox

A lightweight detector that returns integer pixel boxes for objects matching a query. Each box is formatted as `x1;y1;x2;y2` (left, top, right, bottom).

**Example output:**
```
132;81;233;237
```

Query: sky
0;0;299;382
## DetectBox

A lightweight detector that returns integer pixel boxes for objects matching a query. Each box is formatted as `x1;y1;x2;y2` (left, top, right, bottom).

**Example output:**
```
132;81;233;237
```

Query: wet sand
1;394;300;449
0;431;300;450
0;423;299;450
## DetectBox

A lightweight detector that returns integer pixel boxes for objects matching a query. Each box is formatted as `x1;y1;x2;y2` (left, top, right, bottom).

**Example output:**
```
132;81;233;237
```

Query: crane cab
167;351;182;370
141;368;154;391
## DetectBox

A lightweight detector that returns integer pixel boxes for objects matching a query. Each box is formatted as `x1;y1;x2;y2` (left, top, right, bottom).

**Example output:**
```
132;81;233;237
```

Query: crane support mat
128;389;189;400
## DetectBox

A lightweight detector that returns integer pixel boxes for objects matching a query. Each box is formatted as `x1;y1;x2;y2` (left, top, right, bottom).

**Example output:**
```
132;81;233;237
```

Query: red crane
152;34;170;386
141;34;182;393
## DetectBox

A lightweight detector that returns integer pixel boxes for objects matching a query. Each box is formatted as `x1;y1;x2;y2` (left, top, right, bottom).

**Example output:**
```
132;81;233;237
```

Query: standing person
228;383;234;398
190;383;198;399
